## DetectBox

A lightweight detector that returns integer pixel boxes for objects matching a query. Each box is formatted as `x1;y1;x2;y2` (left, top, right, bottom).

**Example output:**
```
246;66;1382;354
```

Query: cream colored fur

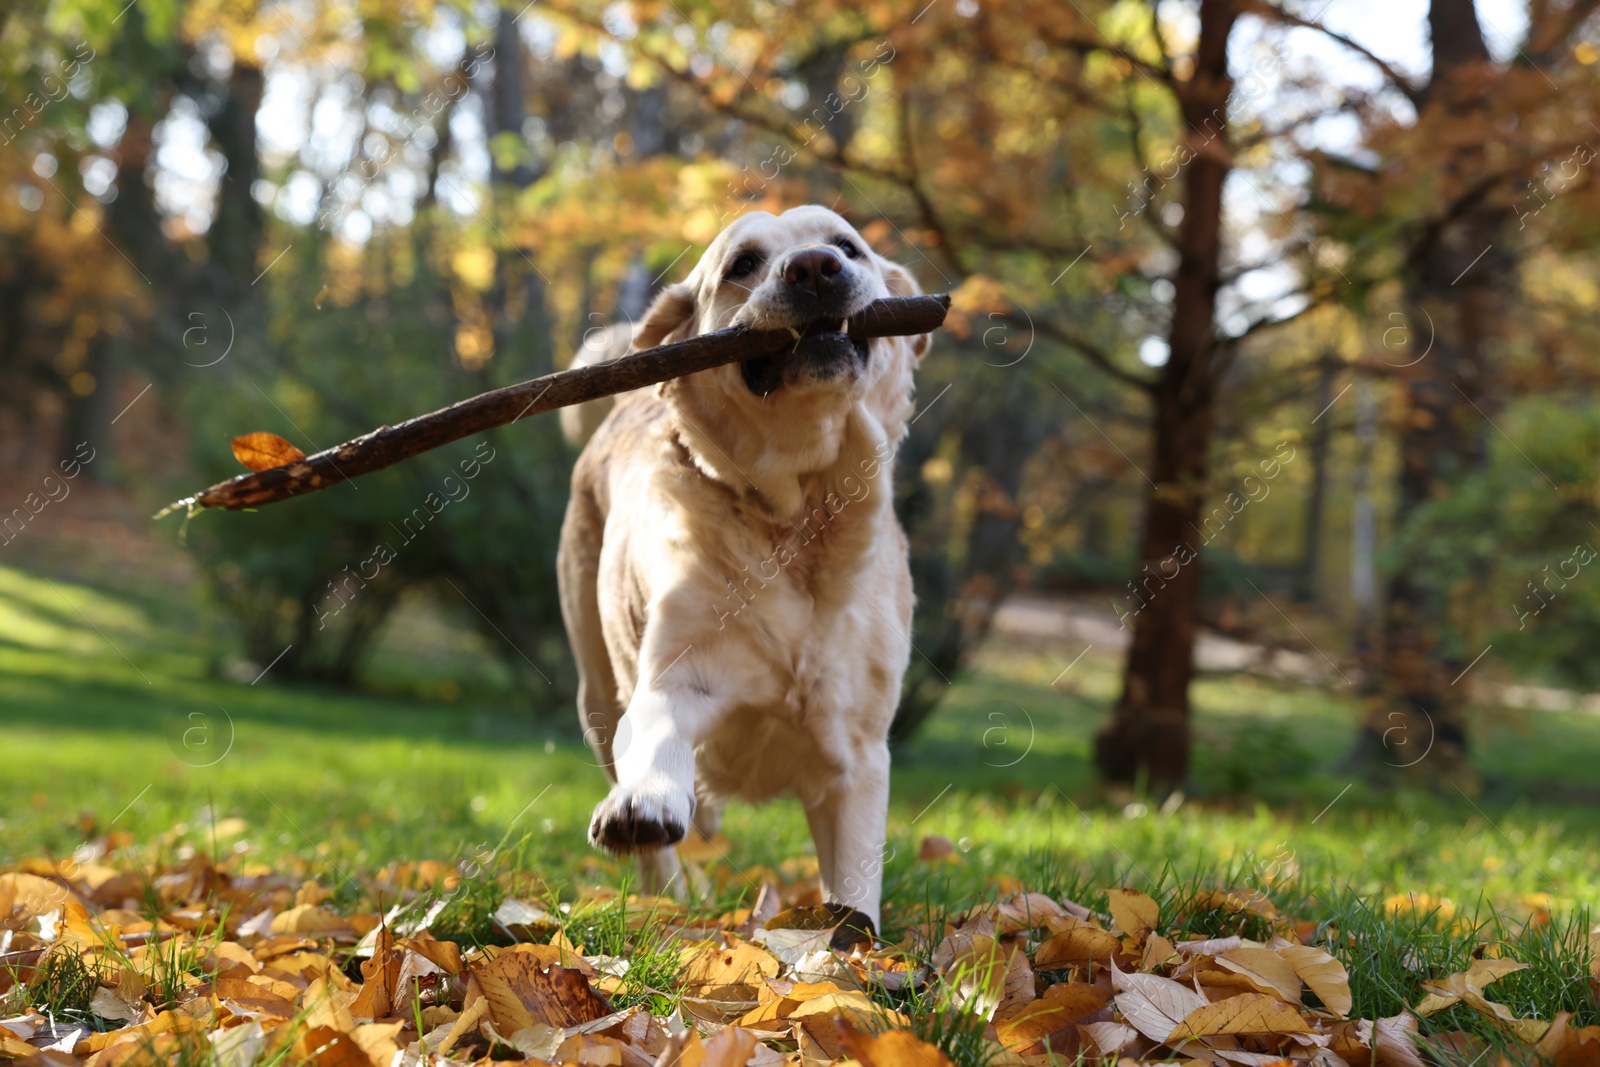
556;206;930;928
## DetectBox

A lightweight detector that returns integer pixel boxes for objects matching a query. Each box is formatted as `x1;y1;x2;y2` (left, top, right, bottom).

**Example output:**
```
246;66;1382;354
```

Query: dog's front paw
589;784;690;853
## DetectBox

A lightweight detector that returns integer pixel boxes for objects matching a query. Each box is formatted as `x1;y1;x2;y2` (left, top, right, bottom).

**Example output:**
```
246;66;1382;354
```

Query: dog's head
631;206;929;514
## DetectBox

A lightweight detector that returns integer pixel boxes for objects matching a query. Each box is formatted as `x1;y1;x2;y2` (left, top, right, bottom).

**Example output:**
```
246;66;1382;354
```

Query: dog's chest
697;512;900;797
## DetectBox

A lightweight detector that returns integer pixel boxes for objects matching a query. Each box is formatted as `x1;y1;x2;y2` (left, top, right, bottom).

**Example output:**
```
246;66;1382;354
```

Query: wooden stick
173;294;951;513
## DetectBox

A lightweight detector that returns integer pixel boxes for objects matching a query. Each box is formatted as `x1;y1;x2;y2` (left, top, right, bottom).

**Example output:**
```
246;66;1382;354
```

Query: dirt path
992;593;1596;715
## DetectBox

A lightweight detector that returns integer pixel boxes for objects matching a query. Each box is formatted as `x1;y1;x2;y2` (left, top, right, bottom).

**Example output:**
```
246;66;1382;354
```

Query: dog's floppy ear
877;257;931;360
630;282;698;352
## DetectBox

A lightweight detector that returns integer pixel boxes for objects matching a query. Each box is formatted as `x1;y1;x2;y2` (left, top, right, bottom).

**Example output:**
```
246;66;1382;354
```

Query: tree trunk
1294;355;1336;602
208;64;264;301
1350;378;1379;671
1350;0;1497;777
488;6;537;188
1094;0;1238;790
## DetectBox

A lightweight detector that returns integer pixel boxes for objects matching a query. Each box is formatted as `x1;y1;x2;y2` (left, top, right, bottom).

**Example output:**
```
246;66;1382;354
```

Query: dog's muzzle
741;318;871;397
741;248;871;396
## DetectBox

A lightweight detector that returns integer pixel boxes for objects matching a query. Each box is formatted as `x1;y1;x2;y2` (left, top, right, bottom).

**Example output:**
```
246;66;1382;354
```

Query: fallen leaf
492;897;557;940
1415;958;1528;1015
996;982;1114;1056
399;932;462;975
679;937;781;1000
762;903;875;950
1079;1020;1140;1059
89;985;145;1023
702;1026;762;1067
1108;889;1161;936
269;905;351;936
470;951;612;1033
1537;1012;1600;1067
1037;923;1122;968
1112;962;1209;1043
1456;990;1550;1043
749;927;832;967
1215;947;1303;1004
1167;992;1314;1040
209;1021;266;1067
1178;935;1245;956
1142;934;1179;972
839;1022;957;1067
788;991;881;1026
348;923;398;1020
231;432;305;472
350;1022;404;1067
303;976;358;1032
215;976;298;1019
0;873;73;925
0;1031;36;1059
1370;1012;1426;1067
1190;890;1278;921
995;892;1065;935
733;980;846;1028
1277;944;1352;1017
294;1026;370;1067
938;933;1033;1020
74;1012;202;1055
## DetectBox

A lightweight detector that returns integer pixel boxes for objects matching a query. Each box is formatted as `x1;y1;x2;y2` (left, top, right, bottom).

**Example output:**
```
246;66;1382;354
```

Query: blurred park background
3;0;1600;919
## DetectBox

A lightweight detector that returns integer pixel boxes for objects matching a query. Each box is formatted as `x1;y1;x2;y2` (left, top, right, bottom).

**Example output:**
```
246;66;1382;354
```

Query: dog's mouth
741;317;870;397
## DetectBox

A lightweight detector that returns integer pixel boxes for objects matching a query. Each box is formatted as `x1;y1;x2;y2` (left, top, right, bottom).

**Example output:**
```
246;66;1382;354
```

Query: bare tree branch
1027;314;1158;392
1251;3;1424;107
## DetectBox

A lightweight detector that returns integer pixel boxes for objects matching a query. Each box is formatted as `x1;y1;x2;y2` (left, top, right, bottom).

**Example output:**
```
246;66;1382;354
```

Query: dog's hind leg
690;788;724;840
803;746;890;933
635;846;684;897
558;487;624;778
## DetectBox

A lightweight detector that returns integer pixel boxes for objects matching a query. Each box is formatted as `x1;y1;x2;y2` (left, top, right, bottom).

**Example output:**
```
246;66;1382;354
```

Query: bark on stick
174;294;950;513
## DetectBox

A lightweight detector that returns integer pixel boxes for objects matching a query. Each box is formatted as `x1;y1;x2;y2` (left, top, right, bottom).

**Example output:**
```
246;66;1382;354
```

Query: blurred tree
1090;0;1241;788
536;0;1366;761
1297;0;1600;776
18;0;1600;771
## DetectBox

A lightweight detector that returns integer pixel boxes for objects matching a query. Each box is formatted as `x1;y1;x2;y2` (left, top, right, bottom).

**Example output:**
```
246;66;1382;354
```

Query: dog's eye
725;252;760;280
833;238;862;259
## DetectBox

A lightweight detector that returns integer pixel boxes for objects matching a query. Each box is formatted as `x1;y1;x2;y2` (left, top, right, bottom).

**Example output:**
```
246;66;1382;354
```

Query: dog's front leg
808;745;890;933
588;667;708;859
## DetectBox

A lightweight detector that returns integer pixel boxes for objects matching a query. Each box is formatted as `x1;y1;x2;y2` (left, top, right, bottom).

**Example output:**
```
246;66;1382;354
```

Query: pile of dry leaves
1;841;1596;1067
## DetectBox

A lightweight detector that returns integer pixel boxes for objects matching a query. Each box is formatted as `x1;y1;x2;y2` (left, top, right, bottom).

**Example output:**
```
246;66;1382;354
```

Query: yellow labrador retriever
557;206;929;930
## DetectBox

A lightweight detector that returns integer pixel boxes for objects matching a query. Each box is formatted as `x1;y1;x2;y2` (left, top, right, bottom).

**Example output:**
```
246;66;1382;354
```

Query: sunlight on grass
1;564;1596;932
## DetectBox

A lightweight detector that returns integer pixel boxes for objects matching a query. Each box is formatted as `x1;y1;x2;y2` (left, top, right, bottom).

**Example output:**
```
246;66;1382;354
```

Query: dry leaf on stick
230;432;305;472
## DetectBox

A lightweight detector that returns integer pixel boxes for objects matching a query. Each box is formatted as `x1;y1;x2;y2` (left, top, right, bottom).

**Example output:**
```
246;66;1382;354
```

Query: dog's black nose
782;248;843;296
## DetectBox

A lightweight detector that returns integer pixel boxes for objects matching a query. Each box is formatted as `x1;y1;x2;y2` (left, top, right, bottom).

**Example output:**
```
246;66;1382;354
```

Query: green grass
3;561;1600;1041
